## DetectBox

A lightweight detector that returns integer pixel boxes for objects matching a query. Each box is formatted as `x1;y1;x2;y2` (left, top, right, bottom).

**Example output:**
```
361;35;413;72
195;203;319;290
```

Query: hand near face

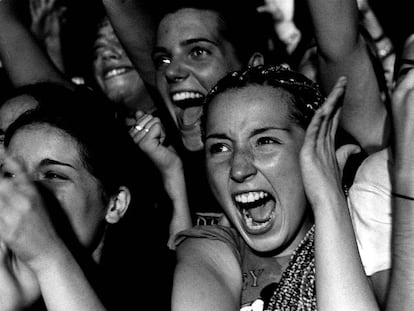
0;156;64;273
300;77;360;211
129;110;183;177
0;241;40;310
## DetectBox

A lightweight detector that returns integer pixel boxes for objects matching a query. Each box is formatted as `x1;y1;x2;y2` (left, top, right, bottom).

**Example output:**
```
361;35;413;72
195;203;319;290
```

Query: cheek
198;65;229;89
206;160;228;200
262;151;304;193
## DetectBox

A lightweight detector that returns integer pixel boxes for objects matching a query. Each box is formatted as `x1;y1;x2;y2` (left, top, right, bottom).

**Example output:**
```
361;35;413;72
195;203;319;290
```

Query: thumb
336;144;361;175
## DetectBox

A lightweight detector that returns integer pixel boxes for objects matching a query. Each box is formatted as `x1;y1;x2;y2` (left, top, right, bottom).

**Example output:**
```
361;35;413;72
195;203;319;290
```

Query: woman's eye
153;55;171;69
190;47;209;58
43;171;67;181
256;137;280;146
208;143;230;154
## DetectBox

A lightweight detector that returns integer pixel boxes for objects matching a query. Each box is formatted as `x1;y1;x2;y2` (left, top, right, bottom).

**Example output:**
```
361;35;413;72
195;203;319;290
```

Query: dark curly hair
201;64;325;140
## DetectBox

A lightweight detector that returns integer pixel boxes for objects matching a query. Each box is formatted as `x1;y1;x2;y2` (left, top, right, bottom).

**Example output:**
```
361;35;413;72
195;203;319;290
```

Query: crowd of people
0;0;413;310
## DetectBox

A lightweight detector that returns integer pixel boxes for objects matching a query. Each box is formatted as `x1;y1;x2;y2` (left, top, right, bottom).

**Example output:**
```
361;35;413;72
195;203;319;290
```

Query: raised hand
129;111;192;247
0;156;64;273
300;76;360;210
129;110;182;176
29;0;67;72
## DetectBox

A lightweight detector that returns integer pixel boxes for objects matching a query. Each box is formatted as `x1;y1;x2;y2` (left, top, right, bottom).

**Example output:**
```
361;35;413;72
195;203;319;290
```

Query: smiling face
153;8;243;151
205;85;312;254
93;18;149;112
6;124;109;254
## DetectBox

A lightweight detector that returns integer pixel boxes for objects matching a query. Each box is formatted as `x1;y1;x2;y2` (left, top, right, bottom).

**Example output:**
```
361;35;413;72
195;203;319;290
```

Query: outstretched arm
0;0;72;88
306;0;389;154
102;0;157;87
300;77;378;310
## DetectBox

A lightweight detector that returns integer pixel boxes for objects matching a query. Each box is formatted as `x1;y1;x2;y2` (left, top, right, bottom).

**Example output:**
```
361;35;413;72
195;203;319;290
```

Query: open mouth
172;91;205;130
103;66;133;80
234;191;276;234
171;91;204;109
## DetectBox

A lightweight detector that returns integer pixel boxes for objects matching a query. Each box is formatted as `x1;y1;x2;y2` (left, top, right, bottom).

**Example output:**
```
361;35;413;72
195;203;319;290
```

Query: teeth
172;92;203;102
235;191;268;204
243;208;275;230
105;67;127;79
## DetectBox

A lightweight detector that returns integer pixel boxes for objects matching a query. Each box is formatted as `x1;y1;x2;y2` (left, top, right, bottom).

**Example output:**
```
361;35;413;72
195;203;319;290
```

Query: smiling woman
92;15;156;116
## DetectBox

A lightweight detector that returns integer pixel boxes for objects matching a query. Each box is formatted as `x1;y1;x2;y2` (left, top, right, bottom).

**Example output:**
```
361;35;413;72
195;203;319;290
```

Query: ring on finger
134;124;143;131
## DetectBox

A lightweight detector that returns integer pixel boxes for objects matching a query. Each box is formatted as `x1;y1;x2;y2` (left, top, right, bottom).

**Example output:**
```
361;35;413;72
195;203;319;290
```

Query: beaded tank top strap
265;225;316;311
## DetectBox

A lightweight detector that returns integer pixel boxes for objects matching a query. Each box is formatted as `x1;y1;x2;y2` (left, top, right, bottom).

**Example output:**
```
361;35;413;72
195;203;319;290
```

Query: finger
139;122;165;148
335;144;361;176
134;110;146;120
29;0;37;15
1;156;30;191
136;113;154;128
393;68;414;103
319;76;347;138
257;5;270;14
329;106;342;143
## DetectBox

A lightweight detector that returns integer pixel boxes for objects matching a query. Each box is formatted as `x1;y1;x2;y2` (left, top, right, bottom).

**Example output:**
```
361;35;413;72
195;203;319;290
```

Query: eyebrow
205;126;289;140
152;38;219;55
39;158;76;169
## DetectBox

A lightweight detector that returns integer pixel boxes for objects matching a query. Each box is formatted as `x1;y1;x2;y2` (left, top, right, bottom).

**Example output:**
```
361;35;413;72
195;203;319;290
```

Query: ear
105;186;131;224
247;52;265;67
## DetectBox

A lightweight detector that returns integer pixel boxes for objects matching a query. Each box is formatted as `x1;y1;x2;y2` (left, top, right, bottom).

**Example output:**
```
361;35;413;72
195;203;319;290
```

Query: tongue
247;201;274;223
180;106;203;127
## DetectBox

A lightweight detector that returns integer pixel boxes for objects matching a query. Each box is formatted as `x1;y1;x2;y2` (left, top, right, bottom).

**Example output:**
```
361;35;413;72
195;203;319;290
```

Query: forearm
0;11;69;88
102;0;156;87
162;165;193;249
35;246;106;311
313;193;379;311
310;0;389;153
307;0;360;59
386;170;414;311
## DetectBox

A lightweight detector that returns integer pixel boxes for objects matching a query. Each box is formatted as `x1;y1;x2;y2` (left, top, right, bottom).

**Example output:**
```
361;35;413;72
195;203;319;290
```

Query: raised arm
129;111;192;249
102;0;157;87
300;77;378;311
385;68;414;311
306;0;389;154
0;0;72;88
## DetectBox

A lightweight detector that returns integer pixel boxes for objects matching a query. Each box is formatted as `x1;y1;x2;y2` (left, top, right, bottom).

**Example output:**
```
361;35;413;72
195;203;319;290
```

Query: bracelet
391;192;414;201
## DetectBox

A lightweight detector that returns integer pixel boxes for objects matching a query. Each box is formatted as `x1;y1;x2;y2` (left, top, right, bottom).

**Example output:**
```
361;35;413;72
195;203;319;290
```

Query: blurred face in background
93;18;151;113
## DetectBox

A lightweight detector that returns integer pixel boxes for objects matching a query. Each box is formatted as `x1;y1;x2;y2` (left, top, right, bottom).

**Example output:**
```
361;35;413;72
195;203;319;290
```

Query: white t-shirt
348;148;392;276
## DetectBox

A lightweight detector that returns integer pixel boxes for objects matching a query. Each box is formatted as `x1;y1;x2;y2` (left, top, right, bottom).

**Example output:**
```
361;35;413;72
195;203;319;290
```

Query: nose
165;57;189;83
101;46;122;61
230;148;257;183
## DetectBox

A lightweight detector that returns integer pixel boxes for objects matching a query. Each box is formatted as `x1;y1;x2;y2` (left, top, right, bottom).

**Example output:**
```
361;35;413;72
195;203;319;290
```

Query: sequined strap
265;225;316;311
